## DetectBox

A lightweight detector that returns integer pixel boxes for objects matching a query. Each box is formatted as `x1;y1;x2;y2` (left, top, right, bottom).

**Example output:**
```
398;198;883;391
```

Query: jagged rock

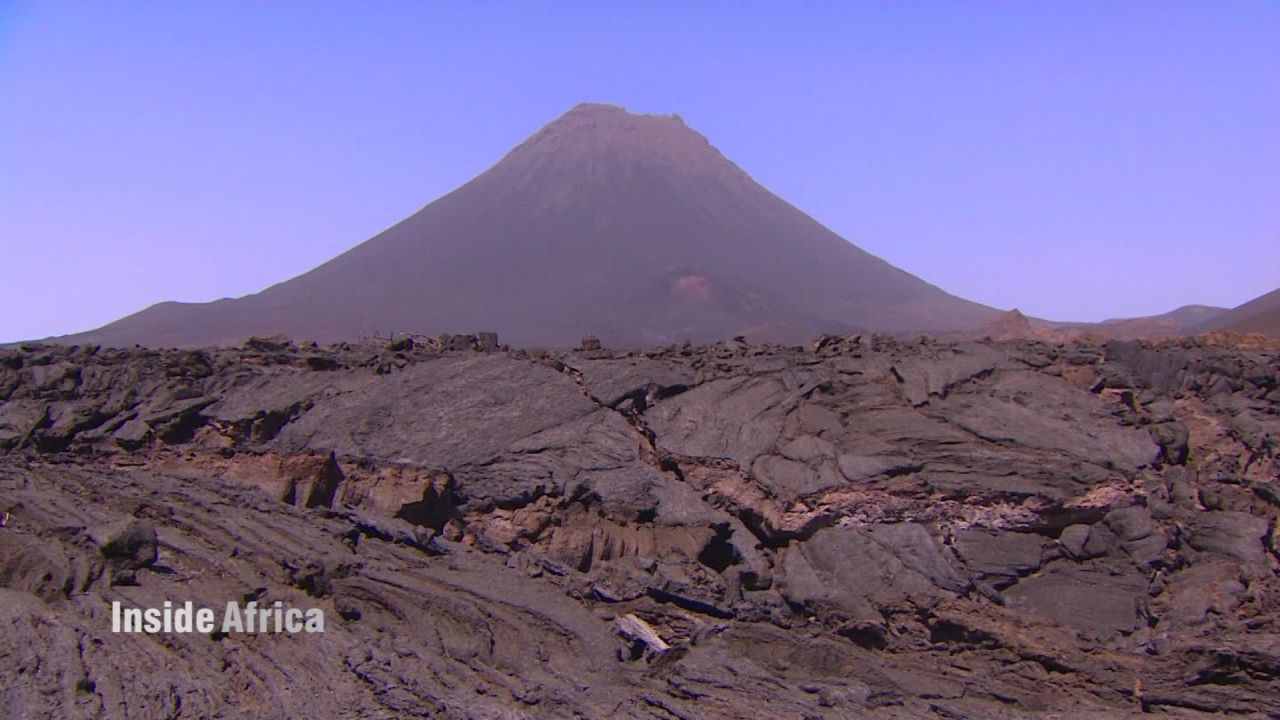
281;556;357;598
1;338;1278;717
1150;421;1190;464
0;400;46;451
91;519;158;569
89;518;158;584
112;417;151;450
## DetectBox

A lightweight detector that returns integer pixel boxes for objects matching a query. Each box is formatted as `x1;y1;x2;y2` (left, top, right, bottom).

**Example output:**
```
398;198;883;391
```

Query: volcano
64;103;998;348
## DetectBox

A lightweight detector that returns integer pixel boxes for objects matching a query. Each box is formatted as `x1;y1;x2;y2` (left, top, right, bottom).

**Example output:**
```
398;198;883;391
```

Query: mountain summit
67;103;998;348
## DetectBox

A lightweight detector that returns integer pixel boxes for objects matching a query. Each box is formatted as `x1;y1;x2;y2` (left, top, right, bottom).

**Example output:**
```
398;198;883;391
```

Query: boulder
1104;506;1154;542
1058;524;1092;559
112;417;151;450
1123;531;1169;569
1149;422;1190;464
1187;512;1269;565
90;518;158;583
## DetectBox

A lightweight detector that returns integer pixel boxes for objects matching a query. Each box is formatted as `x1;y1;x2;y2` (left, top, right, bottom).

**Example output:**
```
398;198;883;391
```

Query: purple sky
2;1;1277;342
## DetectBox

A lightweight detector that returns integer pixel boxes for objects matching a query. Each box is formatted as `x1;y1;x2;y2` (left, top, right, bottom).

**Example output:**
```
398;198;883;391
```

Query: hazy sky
2;2;1277;342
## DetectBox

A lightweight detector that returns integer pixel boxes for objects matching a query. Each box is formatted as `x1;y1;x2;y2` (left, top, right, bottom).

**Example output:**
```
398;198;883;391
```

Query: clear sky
2;1;1277;342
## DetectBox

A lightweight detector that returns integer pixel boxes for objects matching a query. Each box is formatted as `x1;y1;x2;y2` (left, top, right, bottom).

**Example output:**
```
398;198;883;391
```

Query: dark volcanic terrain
2;333;1279;719
62;103;997;349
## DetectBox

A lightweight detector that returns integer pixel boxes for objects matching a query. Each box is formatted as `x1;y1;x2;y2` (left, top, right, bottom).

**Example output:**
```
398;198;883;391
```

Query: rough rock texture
1;334;1278;718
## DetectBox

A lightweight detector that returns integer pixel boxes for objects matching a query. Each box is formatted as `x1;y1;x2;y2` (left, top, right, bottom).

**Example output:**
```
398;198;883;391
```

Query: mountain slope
64;103;998;348
1047;304;1230;340
1096;304;1228;334
1198;287;1280;337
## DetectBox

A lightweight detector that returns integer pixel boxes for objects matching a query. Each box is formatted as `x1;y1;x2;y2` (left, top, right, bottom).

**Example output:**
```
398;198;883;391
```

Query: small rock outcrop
90;518;158;584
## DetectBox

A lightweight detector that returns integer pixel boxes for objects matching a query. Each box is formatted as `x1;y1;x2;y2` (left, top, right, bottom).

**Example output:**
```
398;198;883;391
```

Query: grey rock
837;452;918;483
955;530;1043;587
1004;563;1147;640
1082;524;1119;559
1149;421;1190;464
2;339;1279;718
649;375;793;468
1123;530;1169;569
1167;467;1197;507
1058;524;1093;559
90;518;158;584
1104;506;1154;541
780;523;965;621
932;371;1161;473
112;417;151;450
1187;511;1269;565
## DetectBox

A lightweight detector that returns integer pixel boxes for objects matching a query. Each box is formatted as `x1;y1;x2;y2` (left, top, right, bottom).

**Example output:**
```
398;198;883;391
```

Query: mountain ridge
1198;287;1280;337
